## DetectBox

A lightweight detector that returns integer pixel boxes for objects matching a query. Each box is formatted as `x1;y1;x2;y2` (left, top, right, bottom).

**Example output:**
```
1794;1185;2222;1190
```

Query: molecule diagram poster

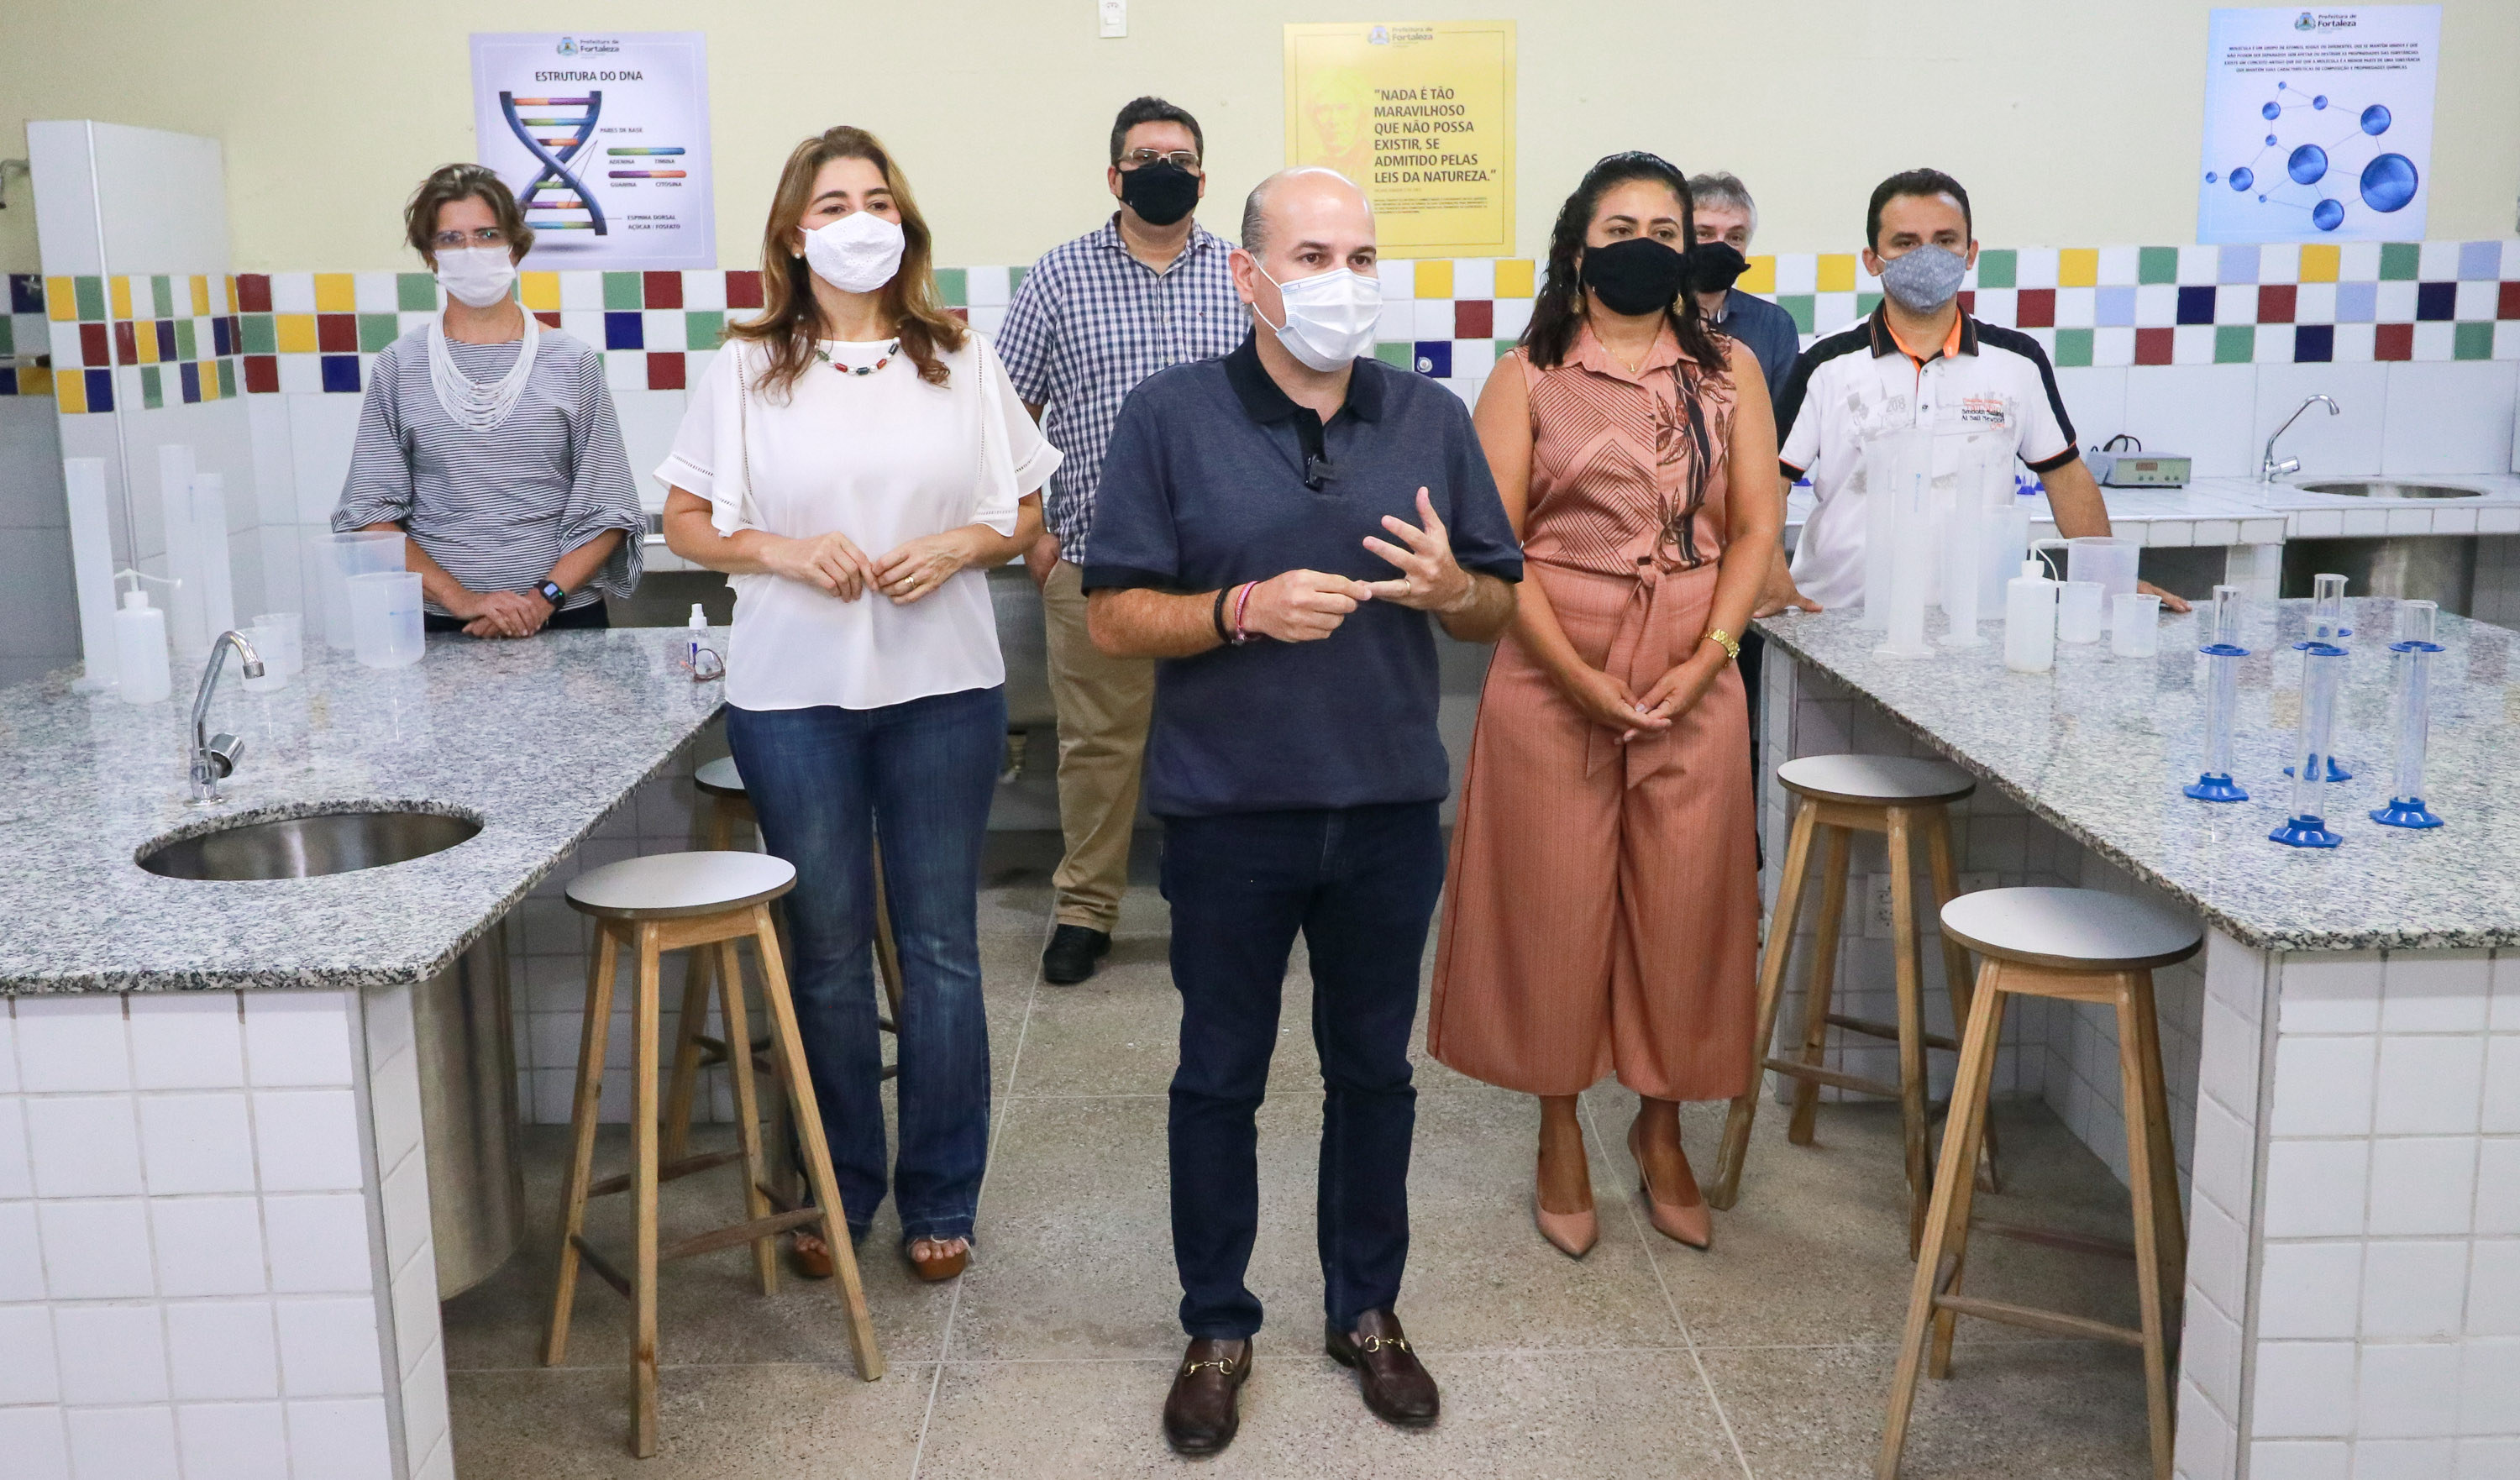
470;32;715;270
2197;7;2438;244
1284;21;1515;260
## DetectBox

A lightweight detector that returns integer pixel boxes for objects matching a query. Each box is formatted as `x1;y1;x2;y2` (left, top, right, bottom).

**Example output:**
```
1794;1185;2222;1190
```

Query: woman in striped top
333;164;643;636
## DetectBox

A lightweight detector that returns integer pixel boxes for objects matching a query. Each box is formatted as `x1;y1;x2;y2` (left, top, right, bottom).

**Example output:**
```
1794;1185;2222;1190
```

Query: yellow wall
4;0;2517;275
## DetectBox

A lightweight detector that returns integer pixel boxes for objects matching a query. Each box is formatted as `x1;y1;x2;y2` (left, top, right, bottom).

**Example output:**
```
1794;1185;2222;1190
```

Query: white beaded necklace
428;308;541;431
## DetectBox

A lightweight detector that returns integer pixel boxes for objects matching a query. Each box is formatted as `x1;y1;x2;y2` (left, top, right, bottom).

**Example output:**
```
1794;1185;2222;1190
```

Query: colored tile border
15;241;2520;408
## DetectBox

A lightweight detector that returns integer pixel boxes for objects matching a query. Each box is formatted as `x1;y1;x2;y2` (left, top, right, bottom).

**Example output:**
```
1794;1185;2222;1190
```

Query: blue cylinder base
2271;814;2344;848
2281;757;2355;782
2370;796;2444;829
2185;773;2250;802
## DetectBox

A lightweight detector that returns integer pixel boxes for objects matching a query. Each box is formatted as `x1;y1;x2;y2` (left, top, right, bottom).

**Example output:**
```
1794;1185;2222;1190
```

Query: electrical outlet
1099;0;1126;37
1864;874;1897;939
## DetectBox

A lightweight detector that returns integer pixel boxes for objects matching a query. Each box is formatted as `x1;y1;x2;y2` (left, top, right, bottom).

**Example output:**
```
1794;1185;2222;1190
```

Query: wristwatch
1704;627;1741;662
533;580;567;608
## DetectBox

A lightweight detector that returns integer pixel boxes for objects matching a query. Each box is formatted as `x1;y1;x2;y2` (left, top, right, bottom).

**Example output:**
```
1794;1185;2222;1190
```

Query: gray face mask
1876;244;1968;312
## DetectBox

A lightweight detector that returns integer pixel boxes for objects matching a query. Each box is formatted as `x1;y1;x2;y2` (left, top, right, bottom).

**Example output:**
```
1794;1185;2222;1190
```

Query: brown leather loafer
1326;1309;1438;1427
1163;1337;1252;1455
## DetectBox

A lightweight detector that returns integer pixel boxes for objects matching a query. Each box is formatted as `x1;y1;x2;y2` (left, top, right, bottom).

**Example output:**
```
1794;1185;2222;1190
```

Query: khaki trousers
1040;559;1156;932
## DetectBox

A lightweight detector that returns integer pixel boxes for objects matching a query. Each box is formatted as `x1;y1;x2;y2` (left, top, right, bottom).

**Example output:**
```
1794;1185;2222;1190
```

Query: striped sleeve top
333;326;644;615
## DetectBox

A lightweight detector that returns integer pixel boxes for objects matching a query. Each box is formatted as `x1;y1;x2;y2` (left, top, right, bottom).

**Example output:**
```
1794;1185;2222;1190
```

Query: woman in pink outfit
1430;152;1780;1257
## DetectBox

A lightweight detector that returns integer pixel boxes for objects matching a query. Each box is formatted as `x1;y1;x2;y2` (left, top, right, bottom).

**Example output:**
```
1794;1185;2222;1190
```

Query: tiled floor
444;880;2159;1479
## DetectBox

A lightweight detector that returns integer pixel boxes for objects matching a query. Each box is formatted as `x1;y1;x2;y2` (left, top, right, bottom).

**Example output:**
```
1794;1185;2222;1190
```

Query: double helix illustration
500;91;607;236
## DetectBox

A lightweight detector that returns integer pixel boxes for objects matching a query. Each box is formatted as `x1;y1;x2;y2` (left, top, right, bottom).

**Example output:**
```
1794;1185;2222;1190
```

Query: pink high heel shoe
1534;1189;1599;1259
1629;1121;1712;1250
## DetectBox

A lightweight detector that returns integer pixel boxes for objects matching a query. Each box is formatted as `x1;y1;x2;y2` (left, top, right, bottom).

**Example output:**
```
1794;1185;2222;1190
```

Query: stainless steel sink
2296;480;2483;499
139;808;481;880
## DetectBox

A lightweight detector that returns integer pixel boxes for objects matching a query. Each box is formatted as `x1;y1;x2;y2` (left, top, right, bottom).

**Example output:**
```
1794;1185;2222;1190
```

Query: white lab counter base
1761;652;2520;1477
1;986;449;1480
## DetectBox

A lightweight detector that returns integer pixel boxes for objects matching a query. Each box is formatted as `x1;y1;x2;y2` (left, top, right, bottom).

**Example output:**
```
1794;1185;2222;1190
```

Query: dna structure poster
2197;6;2438;244
470;32;715;269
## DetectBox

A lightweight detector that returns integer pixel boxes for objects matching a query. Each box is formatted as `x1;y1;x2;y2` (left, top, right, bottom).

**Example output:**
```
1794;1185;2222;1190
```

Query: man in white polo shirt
1761;168;2185;617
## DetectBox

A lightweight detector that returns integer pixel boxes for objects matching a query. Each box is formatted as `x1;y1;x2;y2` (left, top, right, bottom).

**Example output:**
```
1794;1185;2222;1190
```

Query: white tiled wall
2172;929;2274;1480
0;990;411;1480
2246;948;2520;1475
0;398;76;688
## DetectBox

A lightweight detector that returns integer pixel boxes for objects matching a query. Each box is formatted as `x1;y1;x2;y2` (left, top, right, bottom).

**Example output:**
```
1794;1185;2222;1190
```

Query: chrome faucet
2260;394;2341;481
187;630;265;805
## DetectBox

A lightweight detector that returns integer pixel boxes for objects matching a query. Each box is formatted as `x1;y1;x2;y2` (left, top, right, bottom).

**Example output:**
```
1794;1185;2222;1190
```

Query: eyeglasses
1119;149;1200;171
430;227;509;249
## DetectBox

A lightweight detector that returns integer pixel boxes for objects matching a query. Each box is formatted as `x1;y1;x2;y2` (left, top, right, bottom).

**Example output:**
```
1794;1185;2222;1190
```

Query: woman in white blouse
659;126;1058;1284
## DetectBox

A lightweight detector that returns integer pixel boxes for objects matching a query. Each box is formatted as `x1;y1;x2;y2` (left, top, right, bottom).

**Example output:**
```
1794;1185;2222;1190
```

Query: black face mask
1118;161;1200;227
1580;237;1691;316
1688;240;1749;295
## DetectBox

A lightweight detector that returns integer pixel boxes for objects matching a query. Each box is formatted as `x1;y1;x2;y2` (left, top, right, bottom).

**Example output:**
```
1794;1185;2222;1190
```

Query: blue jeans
1160;802;1443;1339
727;685;1004;1244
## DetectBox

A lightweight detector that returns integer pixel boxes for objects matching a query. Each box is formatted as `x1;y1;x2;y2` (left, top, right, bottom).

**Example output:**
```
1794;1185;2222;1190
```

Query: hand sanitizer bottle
2003;559;2056;674
670;604;722;680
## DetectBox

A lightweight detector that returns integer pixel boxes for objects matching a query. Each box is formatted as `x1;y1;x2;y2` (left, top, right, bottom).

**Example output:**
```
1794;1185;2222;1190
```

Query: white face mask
1255;263;1382;372
435;247;517;309
802;211;906;294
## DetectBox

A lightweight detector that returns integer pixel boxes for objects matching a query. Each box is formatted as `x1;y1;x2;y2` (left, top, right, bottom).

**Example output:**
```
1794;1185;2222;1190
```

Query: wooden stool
546;850;884;1458
1710;753;1988;1256
1877;887;2200;1480
662;757;906;1167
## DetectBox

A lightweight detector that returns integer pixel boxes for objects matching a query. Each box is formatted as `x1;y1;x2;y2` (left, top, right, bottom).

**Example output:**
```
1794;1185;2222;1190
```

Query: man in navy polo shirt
1084;166;1520;1456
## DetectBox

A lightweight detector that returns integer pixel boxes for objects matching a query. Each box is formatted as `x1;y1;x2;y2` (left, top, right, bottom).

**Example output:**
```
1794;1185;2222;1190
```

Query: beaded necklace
813;339;901;377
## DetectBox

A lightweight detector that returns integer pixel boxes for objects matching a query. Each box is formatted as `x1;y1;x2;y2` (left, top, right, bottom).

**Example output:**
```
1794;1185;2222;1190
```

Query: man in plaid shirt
999;96;1245;985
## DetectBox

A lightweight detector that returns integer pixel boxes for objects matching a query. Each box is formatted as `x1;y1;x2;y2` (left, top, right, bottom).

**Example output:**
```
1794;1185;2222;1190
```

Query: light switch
1099;0;1126;38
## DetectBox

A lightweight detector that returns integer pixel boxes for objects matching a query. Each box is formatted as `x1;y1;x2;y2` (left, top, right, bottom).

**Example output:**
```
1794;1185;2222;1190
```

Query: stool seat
1777;753;1975;806
694;755;746;797
1940;888;2202;973
566;851;794;920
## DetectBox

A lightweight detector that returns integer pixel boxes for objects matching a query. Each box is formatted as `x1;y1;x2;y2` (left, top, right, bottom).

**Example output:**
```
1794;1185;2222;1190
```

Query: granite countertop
1755;600;2520;952
1782;472;2520;548
0;630;724;993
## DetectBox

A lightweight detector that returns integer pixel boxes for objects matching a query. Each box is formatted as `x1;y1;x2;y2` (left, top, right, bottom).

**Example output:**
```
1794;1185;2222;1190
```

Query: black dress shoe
1041;924;1111;985
1162;1337;1252;1455
1326;1309;1439;1427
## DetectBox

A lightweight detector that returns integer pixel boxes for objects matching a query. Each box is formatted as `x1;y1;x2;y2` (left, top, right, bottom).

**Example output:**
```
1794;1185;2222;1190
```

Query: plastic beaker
250;611;304;680
318;532;407;650
2058;580;2106;643
2111;593;2161;657
2069;537;2141;599
239;624;289;692
349;570;425;669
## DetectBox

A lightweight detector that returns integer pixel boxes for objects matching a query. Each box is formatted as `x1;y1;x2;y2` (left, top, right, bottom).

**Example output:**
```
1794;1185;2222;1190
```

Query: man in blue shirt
1085;167;1520;1456
1686;171;1803;801
1685;171;1803;417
